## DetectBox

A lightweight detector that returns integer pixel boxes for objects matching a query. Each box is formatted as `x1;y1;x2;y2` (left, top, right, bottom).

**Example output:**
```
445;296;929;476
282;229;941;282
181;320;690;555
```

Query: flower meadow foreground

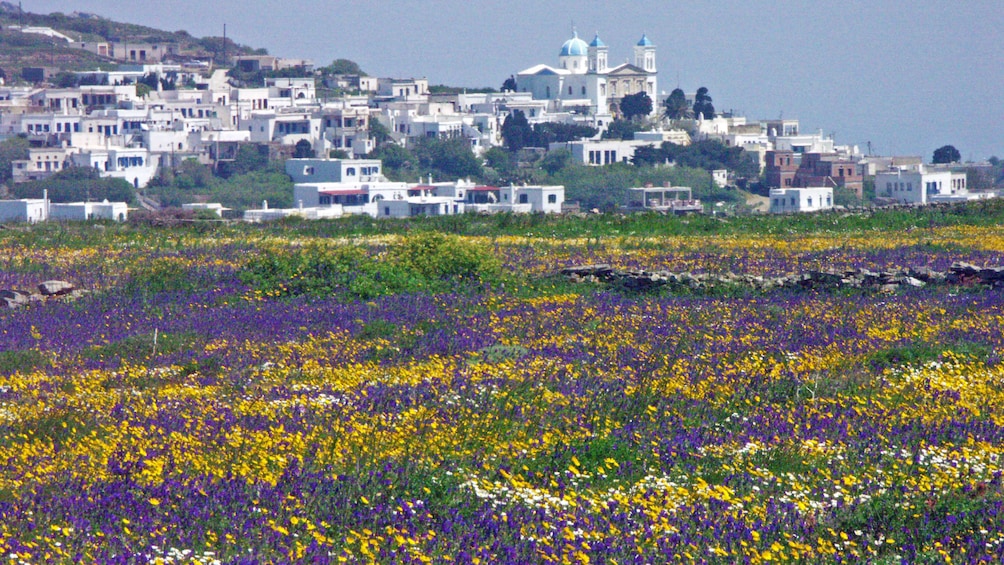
2;219;1004;564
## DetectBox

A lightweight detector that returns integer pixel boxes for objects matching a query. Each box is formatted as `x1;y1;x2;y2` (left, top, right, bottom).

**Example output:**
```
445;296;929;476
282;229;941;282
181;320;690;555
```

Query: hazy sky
26;0;1004;160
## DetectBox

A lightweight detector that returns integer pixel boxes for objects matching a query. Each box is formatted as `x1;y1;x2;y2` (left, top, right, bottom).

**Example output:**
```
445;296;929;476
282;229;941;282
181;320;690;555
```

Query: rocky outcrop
2;281;87;309
560;262;1004;294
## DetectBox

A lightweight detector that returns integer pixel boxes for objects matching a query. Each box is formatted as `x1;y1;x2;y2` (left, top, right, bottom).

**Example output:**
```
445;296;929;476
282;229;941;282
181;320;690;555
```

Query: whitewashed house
769;187;833;213
876;166;972;205
49;201;129;222
462;185;564;214
71;147;159;188
0;199;48;223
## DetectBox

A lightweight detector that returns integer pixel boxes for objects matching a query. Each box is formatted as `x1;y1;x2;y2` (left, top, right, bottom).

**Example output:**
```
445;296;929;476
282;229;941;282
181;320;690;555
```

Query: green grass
0;349;50;375
81;331;203;365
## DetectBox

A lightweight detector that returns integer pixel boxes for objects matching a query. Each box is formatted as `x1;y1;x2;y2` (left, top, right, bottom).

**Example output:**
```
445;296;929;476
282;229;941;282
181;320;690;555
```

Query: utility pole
222;23;227;68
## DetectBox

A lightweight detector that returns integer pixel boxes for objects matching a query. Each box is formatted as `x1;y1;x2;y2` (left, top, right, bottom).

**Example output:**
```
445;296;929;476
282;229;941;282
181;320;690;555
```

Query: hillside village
0;7;1000;223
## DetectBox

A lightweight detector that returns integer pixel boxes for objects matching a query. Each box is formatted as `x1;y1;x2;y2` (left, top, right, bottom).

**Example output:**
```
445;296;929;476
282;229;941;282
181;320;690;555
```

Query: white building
286;157;383;184
49;201;129;222
769;187;834;213
376;78;430;99
460;184;564;214
876;166;969;205
266;78;316;103
70;147;160;188
516;31;656;118
0;199;47;223
712;169;728;188
288;158;564;218
549;139;641;165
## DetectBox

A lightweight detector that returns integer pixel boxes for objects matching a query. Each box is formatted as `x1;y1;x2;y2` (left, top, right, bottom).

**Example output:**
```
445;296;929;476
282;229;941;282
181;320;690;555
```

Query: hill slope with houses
0;3;260;82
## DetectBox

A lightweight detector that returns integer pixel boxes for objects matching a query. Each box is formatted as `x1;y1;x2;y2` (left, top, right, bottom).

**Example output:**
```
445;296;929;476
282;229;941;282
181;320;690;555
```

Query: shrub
240;233;501;300
390;231;499;283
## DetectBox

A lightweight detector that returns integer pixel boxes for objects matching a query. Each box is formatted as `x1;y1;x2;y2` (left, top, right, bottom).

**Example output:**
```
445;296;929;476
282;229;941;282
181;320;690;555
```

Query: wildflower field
3;207;1004;564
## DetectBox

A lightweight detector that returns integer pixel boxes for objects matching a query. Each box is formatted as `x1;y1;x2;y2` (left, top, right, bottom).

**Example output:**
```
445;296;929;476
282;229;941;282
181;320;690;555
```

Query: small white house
462;185;564;214
0;199;47;223
769;187;833;214
712;169;728;188
49;201;129;222
876;166;968;205
379;197;465;218
285;158;383;184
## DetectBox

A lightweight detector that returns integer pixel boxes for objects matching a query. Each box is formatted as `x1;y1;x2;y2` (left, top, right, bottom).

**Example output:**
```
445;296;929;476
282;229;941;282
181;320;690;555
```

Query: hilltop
0;3;262;80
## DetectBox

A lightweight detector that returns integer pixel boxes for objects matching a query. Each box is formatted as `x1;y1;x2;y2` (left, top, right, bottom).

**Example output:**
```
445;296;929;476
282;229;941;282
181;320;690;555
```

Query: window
790;197;795;206
548;194;557;203
807;197;813;206
568;86;573;95
581;86;586;95
346;167;356;176
519;194;528;204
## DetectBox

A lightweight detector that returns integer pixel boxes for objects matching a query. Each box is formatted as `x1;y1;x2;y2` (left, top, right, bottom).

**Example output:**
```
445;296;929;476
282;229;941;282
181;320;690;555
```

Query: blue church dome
560;32;589;56
588;33;605;48
637;34;654;47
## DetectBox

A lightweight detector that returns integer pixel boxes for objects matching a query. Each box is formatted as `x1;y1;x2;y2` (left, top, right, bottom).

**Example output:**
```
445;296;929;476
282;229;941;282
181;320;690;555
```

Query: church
515;31;658;119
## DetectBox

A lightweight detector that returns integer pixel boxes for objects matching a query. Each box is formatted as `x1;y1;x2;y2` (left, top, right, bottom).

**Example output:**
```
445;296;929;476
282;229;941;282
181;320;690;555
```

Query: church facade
515;31;657;119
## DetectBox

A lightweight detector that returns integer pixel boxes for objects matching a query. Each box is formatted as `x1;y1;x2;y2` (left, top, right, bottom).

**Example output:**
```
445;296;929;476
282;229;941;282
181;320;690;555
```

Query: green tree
319;59;366;76
484;146;514;174
218;144;269;178
602;119;641;141
663;88;692;120
531;122;598;145
173;158;217;189
54;72;78;88
540;149;573;175
501;110;533;152
632;144;668;167
693;87;715;120
369;144;417;180
0;135;30;185
412;137;482;180
293;139;315;159
620;92;653;121
932;145;961;164
834;186;862;207
369;119;392;145
11;166;135;203
660;139;759;179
